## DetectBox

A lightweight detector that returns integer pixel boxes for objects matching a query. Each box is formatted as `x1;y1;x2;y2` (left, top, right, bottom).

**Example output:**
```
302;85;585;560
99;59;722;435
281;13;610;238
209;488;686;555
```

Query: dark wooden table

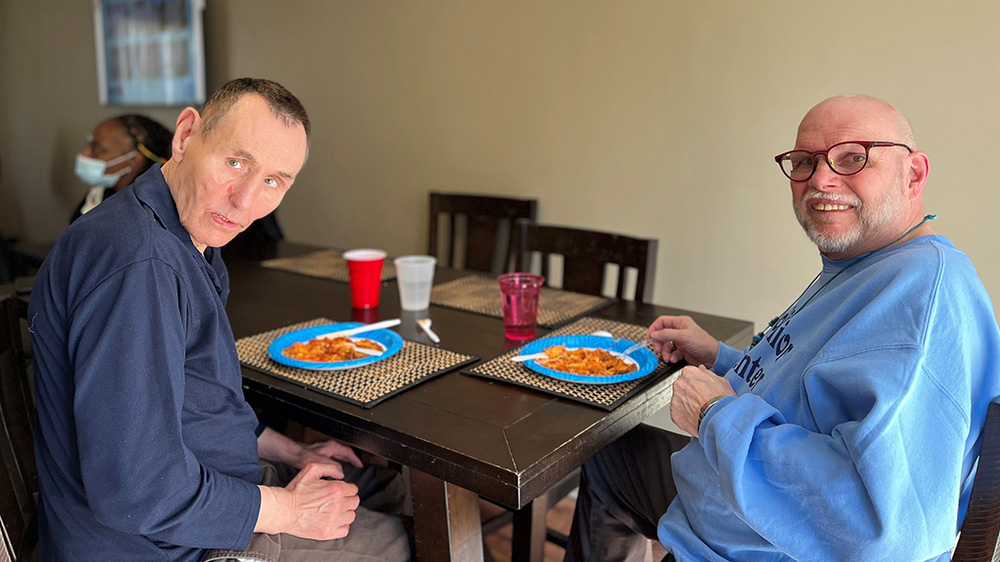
223;242;754;561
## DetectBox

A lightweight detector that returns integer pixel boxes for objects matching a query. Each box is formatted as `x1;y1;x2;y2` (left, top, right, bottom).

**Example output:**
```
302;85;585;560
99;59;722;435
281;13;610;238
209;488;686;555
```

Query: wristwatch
697;395;728;433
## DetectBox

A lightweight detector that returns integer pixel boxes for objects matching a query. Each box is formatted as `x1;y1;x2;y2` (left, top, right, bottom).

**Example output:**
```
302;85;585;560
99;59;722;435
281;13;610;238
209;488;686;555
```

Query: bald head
786;94;932;260
797;95;916;150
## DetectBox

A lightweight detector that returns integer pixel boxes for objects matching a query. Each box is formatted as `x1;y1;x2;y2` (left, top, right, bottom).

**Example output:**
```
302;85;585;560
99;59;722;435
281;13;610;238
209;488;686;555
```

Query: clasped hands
255;427;365;539
648;315;736;437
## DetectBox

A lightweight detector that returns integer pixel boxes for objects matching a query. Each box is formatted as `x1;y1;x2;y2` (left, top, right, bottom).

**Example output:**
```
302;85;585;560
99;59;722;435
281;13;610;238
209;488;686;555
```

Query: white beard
794;178;906;256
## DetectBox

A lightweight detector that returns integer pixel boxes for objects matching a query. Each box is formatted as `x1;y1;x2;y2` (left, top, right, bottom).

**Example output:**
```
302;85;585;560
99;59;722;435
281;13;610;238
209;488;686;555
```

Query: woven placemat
430;275;615;328
261;250;396;283
237;318;477;408
464;317;673;410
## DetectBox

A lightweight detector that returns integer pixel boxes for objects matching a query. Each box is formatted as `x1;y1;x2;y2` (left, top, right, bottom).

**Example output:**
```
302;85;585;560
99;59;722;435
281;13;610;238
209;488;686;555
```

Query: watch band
697;394;729;434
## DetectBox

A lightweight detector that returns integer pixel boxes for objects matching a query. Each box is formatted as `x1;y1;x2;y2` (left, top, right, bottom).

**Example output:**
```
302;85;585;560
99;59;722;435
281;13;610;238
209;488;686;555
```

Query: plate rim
267;322;403;371
517;334;658;385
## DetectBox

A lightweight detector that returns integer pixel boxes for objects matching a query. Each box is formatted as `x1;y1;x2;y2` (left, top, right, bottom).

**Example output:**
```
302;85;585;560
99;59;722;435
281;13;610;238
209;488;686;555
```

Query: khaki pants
204;461;411;562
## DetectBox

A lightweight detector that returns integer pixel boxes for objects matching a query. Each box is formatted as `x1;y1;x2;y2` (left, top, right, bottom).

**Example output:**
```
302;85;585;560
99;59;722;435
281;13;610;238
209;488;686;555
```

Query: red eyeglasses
774;141;912;181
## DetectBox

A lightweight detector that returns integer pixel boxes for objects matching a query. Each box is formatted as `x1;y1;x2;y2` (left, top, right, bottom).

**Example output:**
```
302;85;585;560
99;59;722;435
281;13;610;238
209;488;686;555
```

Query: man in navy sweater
29;78;409;560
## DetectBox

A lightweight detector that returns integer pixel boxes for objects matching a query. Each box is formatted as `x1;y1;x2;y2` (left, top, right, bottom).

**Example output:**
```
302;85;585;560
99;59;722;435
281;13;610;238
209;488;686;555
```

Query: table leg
410;468;484;561
511;496;548;562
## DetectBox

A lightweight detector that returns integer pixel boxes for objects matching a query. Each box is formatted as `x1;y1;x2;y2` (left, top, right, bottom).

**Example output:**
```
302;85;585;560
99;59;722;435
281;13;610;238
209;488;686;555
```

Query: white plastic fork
509;330;617;362
316;318;401;340
350;342;385;356
416;318;440;343
619;337;652;360
510;352;549;362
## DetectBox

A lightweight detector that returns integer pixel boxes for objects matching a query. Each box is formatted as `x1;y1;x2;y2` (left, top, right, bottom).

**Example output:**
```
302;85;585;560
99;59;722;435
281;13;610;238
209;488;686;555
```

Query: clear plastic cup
343;249;387;309
393;255;437;311
498;273;545;340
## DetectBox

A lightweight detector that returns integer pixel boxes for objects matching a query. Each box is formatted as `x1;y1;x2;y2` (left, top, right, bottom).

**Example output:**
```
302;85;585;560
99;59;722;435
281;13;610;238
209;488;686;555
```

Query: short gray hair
200;77;310;140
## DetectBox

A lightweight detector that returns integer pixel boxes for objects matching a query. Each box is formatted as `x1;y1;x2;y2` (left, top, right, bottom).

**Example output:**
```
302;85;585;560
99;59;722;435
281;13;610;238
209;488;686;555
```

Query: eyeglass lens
780;143;868;181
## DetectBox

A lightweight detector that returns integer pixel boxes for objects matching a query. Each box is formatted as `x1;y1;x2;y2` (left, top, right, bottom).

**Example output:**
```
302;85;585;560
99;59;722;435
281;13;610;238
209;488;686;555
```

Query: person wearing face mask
71;114;172;222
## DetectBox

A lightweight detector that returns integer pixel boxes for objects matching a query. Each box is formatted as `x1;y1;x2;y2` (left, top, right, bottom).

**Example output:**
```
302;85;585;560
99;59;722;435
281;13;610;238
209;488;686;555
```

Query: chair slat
953;401;1000;561
0;288;38;560
428;193;537;275
511;221;658;304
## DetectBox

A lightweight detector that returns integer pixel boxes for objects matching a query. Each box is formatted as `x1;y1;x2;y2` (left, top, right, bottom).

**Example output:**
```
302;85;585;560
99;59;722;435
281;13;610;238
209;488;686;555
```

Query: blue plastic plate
268;323;404;371
517;334;658;385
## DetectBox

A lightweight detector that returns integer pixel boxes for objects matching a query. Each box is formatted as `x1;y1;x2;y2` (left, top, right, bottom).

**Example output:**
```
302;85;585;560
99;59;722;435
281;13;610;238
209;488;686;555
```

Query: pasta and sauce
283;337;384;362
536;344;637;377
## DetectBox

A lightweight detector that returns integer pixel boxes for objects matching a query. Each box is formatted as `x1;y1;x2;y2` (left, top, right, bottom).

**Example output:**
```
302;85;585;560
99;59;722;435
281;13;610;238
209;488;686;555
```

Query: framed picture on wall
92;0;206;106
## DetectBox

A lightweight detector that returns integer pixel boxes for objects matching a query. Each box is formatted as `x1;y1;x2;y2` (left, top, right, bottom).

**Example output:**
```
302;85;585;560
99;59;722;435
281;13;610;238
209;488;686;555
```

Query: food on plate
282;336;384;362
536;344;637;377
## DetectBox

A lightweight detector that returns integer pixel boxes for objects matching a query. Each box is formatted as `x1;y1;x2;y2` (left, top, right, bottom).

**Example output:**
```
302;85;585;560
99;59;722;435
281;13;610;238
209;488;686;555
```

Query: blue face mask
74;151;137;187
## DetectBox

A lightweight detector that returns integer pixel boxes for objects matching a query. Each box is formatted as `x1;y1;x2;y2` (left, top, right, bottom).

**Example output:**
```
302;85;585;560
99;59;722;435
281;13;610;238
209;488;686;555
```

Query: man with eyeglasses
563;95;1000;561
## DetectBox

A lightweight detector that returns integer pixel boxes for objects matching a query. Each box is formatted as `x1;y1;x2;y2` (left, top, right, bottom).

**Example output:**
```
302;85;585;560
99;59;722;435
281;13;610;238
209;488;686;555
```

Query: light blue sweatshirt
659;235;1000;561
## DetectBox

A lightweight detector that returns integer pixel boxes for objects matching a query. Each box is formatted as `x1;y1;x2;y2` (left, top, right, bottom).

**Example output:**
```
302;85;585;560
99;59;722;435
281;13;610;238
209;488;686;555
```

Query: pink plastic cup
343;249;387;309
498;273;545;340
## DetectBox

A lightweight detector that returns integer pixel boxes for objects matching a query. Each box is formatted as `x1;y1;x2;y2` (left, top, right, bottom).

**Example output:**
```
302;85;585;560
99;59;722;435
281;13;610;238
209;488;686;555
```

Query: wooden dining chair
0;288;38;561
0;233;14;286
428;192;537;275
490;222;658;558
952;399;1000;561
511;220;658;303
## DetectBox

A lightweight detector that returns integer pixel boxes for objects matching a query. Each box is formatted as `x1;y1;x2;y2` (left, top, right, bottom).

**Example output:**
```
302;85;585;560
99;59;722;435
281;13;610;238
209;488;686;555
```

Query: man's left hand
670;364;736;437
292;439;364;471
258;426;364;477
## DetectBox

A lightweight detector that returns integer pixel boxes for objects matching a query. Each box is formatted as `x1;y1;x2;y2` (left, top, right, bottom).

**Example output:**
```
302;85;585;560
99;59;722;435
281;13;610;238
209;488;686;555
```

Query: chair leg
546;526;570;550
541;468;580;549
511;497;548;562
481;509;514;535
482;469;582;560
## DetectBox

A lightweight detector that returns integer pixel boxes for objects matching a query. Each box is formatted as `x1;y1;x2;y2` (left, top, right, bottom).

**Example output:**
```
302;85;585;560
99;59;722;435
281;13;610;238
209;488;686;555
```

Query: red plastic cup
343;249;387;309
498;273;545;340
351;305;381;325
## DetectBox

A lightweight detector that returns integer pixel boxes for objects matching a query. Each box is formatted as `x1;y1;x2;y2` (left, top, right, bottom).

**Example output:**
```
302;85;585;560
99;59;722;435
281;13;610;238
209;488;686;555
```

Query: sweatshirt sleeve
712;342;742;376
68;259;259;549
697;347;968;560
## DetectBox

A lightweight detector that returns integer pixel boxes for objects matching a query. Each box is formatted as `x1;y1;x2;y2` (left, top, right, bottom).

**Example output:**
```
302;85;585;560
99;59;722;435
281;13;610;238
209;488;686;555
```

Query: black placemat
464;317;675;410
261;249;396;282
237;318;477;408
429;275;615;329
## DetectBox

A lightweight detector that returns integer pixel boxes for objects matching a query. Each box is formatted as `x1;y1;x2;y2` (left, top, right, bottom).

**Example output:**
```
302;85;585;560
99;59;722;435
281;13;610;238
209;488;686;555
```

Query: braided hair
112;114;173;168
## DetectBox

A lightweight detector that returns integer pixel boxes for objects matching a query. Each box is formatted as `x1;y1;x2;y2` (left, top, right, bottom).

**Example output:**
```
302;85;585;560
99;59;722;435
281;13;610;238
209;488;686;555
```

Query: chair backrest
428;192;537;275
0;288;36;560
0;211;15;284
0;238;13;286
511;221;658;303
953;400;1000;561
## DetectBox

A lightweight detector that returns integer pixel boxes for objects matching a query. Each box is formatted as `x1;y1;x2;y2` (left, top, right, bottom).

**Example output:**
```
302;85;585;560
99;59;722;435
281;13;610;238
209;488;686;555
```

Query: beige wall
2;1;999;332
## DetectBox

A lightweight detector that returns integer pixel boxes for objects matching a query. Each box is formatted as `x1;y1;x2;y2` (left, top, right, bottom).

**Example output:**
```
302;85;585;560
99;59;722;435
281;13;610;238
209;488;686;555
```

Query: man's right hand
647;315;719;368
256;462;360;540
